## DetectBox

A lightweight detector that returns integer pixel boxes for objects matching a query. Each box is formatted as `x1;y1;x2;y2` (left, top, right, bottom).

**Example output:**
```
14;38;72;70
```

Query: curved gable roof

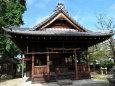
32;3;88;32
2;3;114;38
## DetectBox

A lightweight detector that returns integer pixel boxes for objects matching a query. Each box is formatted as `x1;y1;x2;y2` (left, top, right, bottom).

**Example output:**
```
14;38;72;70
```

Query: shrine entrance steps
33;72;76;82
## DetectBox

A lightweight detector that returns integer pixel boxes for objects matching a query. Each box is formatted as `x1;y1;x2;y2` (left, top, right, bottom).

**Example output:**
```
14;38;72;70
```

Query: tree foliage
0;0;26;59
78;52;87;64
89;43;114;72
89;44;110;61
89;14;115;63
100;60;115;67
0;0;26;28
96;14;115;62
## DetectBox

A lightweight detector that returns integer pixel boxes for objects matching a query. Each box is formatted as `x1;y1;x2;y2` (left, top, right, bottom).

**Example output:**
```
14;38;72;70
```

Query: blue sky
21;0;115;30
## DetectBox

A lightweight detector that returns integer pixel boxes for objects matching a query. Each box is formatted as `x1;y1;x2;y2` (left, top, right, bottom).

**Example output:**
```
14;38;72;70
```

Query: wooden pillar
74;50;78;79
27;45;28;54
87;52;91;77
32;54;35;81
47;53;50;81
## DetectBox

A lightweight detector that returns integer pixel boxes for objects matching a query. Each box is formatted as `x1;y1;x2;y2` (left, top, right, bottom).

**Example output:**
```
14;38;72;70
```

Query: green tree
89;43;111;72
0;0;26;59
89;14;115;72
89;44;110;61
96;14;115;62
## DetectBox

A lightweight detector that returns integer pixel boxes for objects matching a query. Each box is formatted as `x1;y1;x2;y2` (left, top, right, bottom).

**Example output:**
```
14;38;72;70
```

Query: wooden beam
74;50;78;80
20;57;32;61
47;48;80;50
25;51;89;55
25;51;92;54
47;53;50;81
25;52;73;54
32;54;35;81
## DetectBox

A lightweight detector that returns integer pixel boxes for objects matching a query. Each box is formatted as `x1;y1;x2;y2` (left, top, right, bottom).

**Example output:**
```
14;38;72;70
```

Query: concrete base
28;79;109;86
73;79;109;86
108;78;115;86
57;79;73;86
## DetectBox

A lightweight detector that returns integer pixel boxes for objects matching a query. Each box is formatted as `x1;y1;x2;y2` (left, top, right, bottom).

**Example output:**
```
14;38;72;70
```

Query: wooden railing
34;66;48;75
78;64;88;73
34;64;88;74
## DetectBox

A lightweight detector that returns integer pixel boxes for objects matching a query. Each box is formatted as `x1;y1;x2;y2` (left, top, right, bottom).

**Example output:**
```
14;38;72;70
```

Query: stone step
57;79;73;86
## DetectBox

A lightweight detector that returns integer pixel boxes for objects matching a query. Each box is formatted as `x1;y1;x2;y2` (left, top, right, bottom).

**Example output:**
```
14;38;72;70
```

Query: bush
100;60;115;67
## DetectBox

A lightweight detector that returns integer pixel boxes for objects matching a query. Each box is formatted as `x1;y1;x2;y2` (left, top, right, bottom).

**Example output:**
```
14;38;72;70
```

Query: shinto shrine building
3;3;113;82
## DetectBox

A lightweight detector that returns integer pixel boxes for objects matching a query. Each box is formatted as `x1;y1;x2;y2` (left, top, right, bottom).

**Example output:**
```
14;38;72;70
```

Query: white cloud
34;16;49;26
73;12;97;30
109;4;115;18
22;16;49;28
110;3;115;10
26;0;37;5
35;0;52;8
73;15;79;21
23;18;29;24
36;3;45;8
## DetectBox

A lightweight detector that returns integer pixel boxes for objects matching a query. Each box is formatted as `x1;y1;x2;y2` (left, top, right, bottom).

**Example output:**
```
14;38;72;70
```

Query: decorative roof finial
54;3;68;13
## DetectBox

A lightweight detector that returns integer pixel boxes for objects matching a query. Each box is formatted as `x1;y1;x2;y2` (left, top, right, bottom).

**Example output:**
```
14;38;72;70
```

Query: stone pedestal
108;66;115;86
108;78;115;86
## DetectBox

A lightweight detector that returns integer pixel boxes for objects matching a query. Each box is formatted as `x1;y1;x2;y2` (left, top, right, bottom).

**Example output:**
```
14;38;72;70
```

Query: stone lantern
108;66;115;86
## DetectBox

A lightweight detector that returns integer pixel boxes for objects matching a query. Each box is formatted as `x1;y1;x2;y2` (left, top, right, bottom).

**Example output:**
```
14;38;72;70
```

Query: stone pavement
24;78;110;86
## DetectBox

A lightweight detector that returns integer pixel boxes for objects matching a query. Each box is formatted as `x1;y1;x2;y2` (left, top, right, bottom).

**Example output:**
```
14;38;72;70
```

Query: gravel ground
0;78;25;86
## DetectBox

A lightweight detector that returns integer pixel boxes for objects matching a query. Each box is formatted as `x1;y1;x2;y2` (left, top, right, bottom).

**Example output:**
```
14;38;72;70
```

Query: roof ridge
32;3;90;32
53;3;68;13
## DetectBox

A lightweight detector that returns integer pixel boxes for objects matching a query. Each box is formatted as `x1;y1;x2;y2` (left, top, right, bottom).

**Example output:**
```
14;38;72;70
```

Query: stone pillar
100;67;104;75
22;59;24;78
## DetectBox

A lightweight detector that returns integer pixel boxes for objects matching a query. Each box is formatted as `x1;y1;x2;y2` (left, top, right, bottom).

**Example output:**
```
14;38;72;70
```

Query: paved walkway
24;78;110;86
0;77;110;86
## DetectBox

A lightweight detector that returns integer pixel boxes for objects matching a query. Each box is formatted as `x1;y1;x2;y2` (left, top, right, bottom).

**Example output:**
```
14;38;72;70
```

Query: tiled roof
3;3;90;32
2;3;114;37
32;3;88;31
3;27;113;36
4;26;31;31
